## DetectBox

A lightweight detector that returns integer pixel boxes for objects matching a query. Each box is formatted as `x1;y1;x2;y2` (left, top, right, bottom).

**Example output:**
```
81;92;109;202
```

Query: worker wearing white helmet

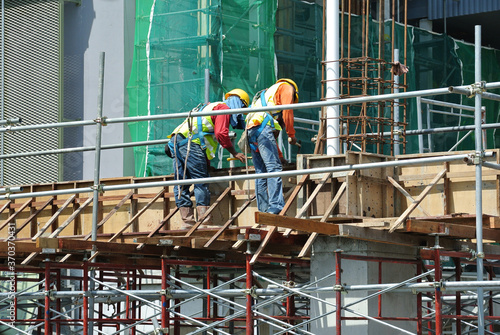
166;89;249;229
245;78;299;214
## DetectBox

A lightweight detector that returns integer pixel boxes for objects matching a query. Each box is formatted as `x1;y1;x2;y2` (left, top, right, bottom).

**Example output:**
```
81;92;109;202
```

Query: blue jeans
172;136;210;208
248;125;285;213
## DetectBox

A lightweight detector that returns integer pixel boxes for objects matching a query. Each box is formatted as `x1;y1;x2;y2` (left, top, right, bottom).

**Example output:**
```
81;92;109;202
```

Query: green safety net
128;3;500;177
127;0;277;177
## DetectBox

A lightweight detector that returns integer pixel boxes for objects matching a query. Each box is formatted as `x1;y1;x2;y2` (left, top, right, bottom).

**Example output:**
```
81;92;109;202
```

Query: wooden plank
0;200;11;215
87;189;165;261
406;219;500;241
389;169;447;233
59;191;134;263
12;198;53;236
32;194;77;241
182;187;232;238
248;174;310;263
298;181;348;258
387;176;431;217
0;199;32;231
83;190;134;240
49;196;93;238
255;212;340;235
283;173;332;237
204;195;255;248
136;207;179;250
108;189;165;242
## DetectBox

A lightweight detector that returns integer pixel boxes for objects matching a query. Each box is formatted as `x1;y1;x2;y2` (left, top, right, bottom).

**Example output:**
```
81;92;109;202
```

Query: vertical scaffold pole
89;51;105;335
246;254;254;335
416;262;422;335
161;258;169;329
83;262;89;335
286;263;295;326
454;257;462;335
434;249;442;335
44;262;51;335
56;269;61;335
474;24;485;335
335;250;342;335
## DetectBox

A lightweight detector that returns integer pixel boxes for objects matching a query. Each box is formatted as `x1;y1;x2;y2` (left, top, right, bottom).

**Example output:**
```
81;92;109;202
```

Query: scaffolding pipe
421;98;476;112
0;152;493;200
88;52;105;335
474;25;485;335
2;82;499;135
416;96;424;153
3;280;500;303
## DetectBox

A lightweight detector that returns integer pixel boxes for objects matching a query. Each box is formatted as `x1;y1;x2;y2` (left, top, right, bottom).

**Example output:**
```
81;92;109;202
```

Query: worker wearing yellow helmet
166;89;249;229
244;78;299;214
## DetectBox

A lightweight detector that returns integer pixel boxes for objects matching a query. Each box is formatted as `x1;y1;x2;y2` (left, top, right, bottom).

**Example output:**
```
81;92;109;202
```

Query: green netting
127;0;277;177
128;3;500;177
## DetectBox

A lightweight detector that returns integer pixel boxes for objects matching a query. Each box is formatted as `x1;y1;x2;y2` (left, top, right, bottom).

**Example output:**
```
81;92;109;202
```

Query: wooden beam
0;199;32;231
387;176;431;216
255;212;340;235
283;173;332;237
49;196;93;238
389;169;447;233
204;195;256;248
83;190;134;240
248;174;310;264
87;189;166;261
298;181;348;258
182;186;232;238
32;195;77;241
13;198;53;236
136;207;179;250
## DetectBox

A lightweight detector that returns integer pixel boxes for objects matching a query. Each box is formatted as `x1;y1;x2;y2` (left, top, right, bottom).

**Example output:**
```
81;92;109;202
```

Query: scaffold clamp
470;81;486;97
333;284;345;292
160;288;173;299
91;184;104;193
244;286;258;298
94;116;108;126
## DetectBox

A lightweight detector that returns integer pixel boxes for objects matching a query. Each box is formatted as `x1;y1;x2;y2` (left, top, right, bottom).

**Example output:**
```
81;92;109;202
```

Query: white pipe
325;0;340;155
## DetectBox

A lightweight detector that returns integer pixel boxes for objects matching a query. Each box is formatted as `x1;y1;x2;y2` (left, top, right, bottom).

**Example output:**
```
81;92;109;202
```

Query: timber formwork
2;150;500;334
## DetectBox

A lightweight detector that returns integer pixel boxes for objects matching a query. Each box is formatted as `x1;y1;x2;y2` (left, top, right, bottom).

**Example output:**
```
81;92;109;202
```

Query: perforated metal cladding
2;0;62;186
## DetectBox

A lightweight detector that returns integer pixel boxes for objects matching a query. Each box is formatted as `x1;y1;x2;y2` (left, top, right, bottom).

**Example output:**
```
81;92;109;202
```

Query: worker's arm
274;83;297;144
212;105;246;163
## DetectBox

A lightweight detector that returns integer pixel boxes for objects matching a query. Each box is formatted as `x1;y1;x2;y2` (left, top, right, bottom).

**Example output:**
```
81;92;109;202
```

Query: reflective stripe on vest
169;102;220;160
246;82;284;130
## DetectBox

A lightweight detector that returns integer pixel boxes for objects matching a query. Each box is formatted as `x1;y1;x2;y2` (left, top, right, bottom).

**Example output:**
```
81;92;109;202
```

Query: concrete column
310;237;417;335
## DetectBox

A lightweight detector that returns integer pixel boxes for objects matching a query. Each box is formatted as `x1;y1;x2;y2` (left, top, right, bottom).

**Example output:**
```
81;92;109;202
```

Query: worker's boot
197;206;215;228
179;207;195;230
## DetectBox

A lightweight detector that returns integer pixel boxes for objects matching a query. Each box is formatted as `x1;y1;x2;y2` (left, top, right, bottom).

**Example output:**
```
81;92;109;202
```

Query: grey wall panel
3;0;62;186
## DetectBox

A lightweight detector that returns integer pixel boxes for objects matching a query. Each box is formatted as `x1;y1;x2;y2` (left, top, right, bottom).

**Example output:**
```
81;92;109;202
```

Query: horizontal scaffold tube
1;82;500;134
0;151;494;200
2;280;500;301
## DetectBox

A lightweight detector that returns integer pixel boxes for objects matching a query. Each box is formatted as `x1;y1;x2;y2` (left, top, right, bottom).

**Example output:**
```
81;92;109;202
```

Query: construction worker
167;89;249;229
246;78;299;214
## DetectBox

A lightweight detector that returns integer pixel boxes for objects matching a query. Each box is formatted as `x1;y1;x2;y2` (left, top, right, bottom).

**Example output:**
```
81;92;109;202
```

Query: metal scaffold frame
1;20;500;334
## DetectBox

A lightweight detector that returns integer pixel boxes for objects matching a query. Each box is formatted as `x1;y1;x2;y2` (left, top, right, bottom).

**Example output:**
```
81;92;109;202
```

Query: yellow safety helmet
276;78;299;102
225;88;250;107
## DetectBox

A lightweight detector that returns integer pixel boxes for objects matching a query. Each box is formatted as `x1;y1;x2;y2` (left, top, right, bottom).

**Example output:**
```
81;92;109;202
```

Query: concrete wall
310;236;418;335
63;1;135;181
